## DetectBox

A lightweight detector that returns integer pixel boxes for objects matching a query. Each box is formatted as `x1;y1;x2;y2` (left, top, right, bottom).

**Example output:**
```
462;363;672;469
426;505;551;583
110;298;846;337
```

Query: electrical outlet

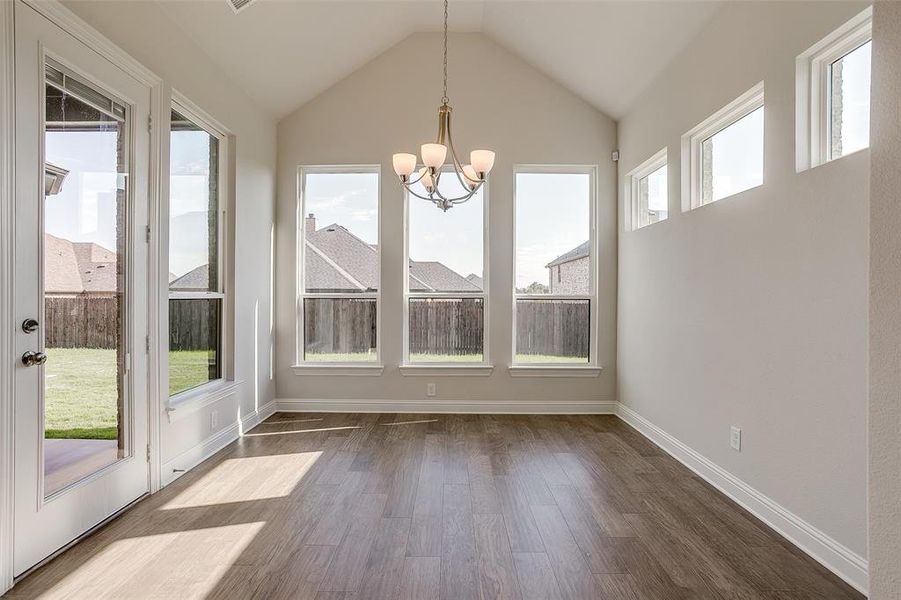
427;383;437;397
730;426;741;451
210;410;218;431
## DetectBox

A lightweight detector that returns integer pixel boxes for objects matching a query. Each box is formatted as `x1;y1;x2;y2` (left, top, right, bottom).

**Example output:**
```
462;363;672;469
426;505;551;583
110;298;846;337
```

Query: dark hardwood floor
5;413;863;599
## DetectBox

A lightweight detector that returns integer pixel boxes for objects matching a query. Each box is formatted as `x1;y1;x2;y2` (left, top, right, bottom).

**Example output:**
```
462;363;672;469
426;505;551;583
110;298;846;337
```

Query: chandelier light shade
392;0;495;211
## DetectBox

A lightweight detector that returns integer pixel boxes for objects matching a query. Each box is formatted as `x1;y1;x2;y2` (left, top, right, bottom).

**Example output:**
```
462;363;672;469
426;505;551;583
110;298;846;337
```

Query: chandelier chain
442;0;449;104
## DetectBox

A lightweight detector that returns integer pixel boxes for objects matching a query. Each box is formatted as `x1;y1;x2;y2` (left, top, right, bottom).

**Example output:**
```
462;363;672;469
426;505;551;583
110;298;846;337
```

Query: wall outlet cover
730;426;742;451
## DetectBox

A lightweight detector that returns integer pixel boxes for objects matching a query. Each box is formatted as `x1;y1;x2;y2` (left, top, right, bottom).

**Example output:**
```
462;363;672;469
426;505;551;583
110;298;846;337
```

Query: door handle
21;351;48;367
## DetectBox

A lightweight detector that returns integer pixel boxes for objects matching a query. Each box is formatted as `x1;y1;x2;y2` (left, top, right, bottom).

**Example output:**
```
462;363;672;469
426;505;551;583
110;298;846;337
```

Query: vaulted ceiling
154;0;722;120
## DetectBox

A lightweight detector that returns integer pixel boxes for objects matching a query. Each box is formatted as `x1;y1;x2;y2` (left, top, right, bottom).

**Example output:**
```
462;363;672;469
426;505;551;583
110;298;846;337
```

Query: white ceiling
154;0;722;120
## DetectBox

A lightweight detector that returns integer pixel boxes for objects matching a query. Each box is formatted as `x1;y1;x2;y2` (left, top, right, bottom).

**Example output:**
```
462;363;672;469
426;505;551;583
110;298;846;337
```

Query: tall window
797;8;871;170
168;108;225;396
626;149;668;231
683;83;764;209
405;171;486;364
299;167;380;363
514;168;595;365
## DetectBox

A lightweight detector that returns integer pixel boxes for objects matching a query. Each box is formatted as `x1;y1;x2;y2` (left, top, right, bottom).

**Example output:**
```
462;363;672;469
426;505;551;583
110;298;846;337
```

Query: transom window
168;106;226;396
298;167;380;364
683;82;764;210
625;149;668;231
797;7;871;170
513;168;596;365
404;169;487;364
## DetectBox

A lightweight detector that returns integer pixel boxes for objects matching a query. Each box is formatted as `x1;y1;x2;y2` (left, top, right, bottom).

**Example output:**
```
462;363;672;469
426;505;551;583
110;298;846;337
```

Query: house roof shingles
169;264;209;291
546;241;590;268
304;219;483;293
44;234;118;294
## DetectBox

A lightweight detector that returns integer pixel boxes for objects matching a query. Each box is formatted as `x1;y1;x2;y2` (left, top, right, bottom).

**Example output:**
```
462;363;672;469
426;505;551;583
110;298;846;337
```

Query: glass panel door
42;61;130;497
14;3;150;575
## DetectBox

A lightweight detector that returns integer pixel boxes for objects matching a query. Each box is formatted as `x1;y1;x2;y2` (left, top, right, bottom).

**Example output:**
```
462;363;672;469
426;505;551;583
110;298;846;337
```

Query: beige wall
64;1;277;465
617;0;869;564
868;2;901;597
276;32;617;405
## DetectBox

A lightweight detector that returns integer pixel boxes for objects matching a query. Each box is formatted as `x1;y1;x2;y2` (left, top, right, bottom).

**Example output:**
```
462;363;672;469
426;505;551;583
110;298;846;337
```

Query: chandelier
392;0;495;211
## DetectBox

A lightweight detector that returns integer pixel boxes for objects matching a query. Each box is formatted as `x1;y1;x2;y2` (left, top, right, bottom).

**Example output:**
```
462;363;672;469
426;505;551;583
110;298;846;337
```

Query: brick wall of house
548;256;590;294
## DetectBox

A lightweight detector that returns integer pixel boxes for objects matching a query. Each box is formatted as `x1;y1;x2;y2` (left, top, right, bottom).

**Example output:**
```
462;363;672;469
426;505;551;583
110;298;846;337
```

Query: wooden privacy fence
304;297;378;356
304;297;588;357
48;296;589;357
515;299;589;358
408;298;484;356
169;298;221;352
45;295;219;351
45;295;120;349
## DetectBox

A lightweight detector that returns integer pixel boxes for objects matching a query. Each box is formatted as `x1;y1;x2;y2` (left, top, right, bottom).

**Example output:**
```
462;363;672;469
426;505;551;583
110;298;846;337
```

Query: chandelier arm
444;118;482;190
405;186;444;203
406;170;429;185
406;184;477;207
432;185;478;205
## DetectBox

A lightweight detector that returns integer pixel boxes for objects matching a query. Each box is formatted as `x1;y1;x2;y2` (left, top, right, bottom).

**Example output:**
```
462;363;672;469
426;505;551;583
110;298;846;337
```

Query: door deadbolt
22;318;39;334
21;351;48;367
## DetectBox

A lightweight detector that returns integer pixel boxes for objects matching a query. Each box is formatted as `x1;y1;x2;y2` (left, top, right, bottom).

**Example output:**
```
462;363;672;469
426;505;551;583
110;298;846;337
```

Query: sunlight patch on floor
161;451;322;509
242;425;361;437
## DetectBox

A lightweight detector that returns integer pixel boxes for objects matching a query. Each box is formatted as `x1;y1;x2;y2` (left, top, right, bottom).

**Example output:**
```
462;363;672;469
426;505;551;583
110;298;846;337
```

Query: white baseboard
160;423;239;487
615;402;868;596
241;399;278;432
276;398;617;414
160;399;277;487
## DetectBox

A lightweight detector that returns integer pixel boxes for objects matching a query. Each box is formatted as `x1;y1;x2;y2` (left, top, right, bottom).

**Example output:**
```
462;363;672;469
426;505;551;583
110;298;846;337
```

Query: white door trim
1;1;17;594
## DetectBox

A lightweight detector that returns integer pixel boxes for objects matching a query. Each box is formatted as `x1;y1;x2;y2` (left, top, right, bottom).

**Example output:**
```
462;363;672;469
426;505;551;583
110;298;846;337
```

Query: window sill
166;379;244;423
508;365;602;378
399;364;494;377
291;364;384;377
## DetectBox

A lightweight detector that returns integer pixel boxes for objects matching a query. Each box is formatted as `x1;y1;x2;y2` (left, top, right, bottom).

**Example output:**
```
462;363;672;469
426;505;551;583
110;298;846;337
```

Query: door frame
0;1;166;592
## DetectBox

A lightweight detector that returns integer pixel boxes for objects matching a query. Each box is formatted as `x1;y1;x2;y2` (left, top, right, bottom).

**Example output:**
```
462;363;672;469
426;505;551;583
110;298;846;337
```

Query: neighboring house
44;233;118;297
169;264;209;291
304;214;481;293
545;241;590;294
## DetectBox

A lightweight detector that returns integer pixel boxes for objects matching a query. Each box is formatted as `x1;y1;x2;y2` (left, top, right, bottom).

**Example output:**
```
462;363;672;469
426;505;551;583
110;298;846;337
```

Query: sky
408;173;484;279
45;131;120;253
836;40;871;156
646;165;667;216
304;172;379;244
707;106;764;202
169;128;215;277
515;173;590;289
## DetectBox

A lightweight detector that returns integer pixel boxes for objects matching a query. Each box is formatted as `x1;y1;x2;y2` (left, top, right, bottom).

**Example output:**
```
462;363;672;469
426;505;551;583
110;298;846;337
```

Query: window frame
511;165;599;370
402;167;490;368
796;7;872;171
295;165;382;371
625;148;668;231
166;94;232;407
681;82;765;212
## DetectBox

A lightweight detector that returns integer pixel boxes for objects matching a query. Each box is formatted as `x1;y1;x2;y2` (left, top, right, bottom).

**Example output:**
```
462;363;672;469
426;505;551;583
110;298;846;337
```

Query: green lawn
169;350;215;396
45;348;119;440
45;348;210;440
